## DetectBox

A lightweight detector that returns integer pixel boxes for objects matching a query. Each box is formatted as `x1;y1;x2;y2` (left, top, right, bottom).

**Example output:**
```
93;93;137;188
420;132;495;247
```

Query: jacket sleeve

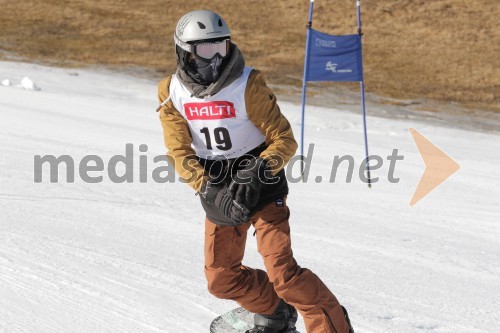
245;70;298;174
158;76;207;192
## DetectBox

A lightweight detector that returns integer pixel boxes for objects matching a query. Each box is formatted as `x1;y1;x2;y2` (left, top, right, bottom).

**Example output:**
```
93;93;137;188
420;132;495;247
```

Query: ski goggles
175;34;230;59
193;39;230;59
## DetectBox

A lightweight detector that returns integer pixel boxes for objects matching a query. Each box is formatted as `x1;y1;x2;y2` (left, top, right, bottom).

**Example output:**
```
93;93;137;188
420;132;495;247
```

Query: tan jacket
158;70;297;192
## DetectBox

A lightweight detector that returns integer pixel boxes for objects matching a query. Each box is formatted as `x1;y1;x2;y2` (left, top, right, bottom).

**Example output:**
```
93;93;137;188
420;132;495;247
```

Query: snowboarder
157;10;354;333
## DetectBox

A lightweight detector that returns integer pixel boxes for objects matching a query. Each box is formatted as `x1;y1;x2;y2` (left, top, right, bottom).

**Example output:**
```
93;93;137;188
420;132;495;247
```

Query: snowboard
210;307;300;333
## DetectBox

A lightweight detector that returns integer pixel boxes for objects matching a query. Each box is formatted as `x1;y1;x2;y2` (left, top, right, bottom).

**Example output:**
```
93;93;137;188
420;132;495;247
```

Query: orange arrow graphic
410;128;460;206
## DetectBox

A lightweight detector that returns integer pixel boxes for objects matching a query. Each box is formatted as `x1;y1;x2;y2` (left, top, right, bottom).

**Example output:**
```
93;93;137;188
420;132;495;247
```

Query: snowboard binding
245;299;298;333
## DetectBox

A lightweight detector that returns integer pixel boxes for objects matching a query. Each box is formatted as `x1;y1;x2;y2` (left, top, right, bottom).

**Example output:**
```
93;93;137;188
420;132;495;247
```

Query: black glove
200;180;251;225
229;157;267;209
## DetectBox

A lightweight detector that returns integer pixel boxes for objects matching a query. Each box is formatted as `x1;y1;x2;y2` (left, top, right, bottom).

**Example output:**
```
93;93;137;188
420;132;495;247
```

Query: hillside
1;60;499;333
1;0;499;111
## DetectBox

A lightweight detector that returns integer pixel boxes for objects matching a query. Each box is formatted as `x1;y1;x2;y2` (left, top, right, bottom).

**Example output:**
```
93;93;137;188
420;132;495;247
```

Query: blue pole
300;0;315;178
356;0;372;188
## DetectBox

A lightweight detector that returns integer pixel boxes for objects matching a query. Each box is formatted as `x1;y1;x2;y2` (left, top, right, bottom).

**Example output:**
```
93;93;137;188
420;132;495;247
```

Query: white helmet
174;10;232;84
174;10;230;52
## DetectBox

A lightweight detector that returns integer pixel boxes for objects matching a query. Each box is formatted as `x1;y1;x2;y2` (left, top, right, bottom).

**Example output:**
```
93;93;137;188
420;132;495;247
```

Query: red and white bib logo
184;101;236;120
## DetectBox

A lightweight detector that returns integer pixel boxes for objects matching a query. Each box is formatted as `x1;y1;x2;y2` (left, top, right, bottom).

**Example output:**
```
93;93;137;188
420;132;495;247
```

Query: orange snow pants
204;197;350;333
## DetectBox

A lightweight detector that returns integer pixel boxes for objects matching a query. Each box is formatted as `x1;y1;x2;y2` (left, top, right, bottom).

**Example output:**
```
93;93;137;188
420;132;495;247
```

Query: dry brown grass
1;0;499;111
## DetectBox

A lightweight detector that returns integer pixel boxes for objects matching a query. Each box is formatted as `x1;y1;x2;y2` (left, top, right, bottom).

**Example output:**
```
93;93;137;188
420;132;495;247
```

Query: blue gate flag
305;29;363;82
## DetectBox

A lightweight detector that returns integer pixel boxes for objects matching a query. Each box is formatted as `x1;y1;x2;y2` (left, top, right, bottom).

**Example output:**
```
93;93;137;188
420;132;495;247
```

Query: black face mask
188;54;224;85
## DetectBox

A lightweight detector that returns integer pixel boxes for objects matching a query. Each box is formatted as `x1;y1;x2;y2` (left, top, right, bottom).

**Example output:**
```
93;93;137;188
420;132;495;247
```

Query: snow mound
20;76;41;91
0;76;41;90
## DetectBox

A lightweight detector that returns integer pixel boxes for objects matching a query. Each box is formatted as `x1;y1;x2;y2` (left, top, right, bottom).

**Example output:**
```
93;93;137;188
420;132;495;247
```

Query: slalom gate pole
300;0;315;179
356;0;372;188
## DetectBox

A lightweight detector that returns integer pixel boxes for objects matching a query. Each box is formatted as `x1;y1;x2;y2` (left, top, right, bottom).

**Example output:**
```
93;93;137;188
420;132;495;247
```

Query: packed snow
0;61;499;332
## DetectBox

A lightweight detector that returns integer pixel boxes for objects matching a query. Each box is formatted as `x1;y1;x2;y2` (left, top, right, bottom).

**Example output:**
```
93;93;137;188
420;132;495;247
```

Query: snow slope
0;61;499;333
